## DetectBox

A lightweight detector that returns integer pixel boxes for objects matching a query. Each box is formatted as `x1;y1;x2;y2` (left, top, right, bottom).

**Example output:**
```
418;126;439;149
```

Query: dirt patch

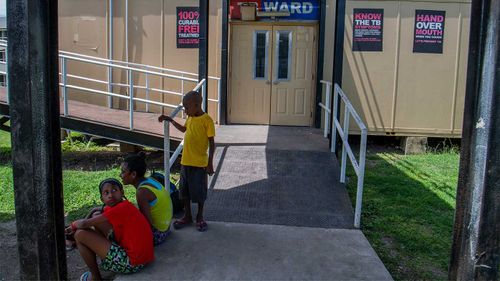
0;220;116;281
0;149;170;280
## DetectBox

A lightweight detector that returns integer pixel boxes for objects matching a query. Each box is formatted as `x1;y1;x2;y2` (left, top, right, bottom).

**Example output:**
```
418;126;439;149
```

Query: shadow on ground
345;152;457;280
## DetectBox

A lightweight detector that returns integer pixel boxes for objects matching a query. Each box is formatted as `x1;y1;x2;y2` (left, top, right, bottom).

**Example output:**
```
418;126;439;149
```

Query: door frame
228;21;319;126
221;1;327;127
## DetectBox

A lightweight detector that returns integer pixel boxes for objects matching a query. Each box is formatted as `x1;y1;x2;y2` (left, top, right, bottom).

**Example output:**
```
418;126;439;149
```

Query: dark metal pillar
199;0;209;111
314;0;326;128
219;0;228;125
7;0;67;279
331;0;346;153
449;0;500;280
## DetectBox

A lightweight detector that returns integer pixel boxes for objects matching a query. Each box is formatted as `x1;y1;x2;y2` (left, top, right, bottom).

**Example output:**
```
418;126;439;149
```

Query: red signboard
177;7;200;48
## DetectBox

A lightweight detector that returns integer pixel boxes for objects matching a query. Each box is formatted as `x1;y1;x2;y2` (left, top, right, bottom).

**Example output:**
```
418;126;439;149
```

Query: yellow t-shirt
181;113;215;167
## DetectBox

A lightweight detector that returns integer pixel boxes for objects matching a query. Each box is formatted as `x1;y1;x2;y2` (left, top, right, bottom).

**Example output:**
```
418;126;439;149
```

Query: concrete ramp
116;125;392;280
117;222;392;281
205;146;355;228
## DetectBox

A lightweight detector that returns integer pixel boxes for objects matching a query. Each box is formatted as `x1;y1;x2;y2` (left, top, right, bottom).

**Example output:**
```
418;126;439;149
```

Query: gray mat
204;146;355;229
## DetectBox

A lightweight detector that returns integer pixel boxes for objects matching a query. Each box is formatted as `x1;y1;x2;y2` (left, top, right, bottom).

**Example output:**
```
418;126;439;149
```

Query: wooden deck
0;87;185;141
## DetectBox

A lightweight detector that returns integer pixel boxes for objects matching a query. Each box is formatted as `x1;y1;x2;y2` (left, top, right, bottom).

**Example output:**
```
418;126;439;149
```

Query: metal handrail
319;80;332;138
60;50;221;80
0;39;222;124
319;81;367;229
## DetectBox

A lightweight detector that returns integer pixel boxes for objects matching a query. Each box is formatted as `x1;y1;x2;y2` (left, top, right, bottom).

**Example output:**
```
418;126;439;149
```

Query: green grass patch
61;132;117;152
346;152;459;280
0;167;130;222
0;128;11;155
0;165;178;223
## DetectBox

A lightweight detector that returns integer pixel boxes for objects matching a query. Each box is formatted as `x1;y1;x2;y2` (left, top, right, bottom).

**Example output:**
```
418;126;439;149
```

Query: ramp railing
59;51;221;124
319;81;368;229
0;40;220;125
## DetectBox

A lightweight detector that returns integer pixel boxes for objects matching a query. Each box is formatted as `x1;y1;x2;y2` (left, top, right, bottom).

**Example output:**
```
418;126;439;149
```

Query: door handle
265;80;271;85
273;80;280;85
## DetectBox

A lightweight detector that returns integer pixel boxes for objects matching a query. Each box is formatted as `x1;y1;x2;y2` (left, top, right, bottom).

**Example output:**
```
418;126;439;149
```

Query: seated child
120;152;173;246
71;178;154;281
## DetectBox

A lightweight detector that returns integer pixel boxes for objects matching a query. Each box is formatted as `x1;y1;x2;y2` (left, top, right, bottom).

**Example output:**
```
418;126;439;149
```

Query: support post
331;0;346;156
198;0;209;111
314;0;326;128
340;107;350;183
107;0;114;108
449;0;500;280
128;69;134;130
7;0;67;279
164;121;170;193
220;0;228;124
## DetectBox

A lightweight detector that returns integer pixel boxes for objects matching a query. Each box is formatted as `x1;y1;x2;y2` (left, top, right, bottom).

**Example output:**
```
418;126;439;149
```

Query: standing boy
158;90;215;232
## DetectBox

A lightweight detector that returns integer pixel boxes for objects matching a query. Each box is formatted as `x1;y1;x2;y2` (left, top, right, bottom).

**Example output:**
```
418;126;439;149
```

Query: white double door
230;24;317;126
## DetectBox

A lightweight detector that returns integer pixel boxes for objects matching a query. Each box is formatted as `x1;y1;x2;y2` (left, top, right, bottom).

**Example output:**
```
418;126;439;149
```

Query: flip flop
196;220;208;232
79;271;92;281
173;217;192;230
66;240;76;251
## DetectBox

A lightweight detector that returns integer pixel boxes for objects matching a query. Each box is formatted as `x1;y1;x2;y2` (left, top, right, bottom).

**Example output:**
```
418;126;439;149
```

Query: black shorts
179;165;208;203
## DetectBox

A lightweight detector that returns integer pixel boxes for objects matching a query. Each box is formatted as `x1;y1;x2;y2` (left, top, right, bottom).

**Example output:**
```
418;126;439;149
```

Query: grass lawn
346;151;460;280
0;129;175;223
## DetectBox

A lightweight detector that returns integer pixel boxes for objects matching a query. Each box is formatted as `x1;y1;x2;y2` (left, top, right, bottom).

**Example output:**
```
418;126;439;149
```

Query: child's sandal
173;217;192;229
79;271;92;281
196;220;208;232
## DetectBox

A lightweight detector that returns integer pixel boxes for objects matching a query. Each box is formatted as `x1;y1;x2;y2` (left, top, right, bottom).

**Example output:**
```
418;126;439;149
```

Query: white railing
58;50;221;124
318;80;332;138
319;81;368;229
163;79;205;189
0;40;221;124
59;52;202;130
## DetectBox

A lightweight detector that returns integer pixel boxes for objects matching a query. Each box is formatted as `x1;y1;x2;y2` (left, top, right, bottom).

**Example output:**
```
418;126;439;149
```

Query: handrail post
107;65;112;108
181;74;185;119
326;83;332;135
145;73;150;112
217;78;221;124
331;85;339;153
62;57;68;116
202;79;207;112
128;69;134;130
324;83;331;138
164;120;170;192
340;106;350;183
354;129;368;228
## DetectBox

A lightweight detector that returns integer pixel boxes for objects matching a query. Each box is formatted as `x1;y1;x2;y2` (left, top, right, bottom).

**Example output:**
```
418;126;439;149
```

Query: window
0;49;5;62
0;74;6;87
0;30;6;40
253;31;269;80
275;31;292;81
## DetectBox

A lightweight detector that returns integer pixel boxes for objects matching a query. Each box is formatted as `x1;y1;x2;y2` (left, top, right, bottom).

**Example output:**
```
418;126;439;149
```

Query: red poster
352;9;384;52
413;10;446;54
177;7;200;48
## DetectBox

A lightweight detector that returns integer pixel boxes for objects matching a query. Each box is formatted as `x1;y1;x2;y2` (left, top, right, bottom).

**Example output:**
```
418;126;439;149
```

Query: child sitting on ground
120;152;173;245
158;90;215;232
71;178;154;281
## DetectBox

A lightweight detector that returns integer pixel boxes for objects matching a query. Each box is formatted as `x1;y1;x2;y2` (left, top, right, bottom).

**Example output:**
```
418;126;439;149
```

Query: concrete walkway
118;222;392;281
116;125;392;280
